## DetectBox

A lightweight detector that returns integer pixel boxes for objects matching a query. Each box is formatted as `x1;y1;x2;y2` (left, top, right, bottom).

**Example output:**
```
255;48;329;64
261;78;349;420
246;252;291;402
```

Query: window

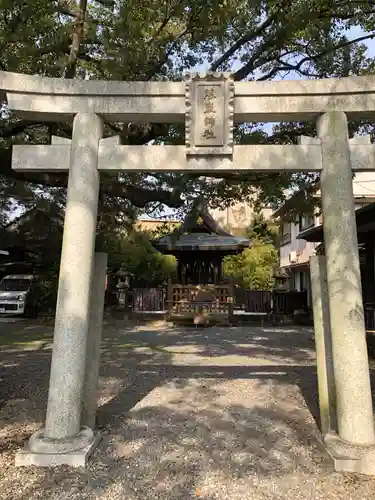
300;272;305;291
293;272;298;290
280;221;291;245
293;271;307;291
0;279;32;292
298;213;315;232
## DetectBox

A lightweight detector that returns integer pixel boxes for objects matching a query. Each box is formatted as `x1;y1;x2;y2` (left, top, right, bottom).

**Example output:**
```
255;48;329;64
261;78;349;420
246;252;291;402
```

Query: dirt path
1;320;375;499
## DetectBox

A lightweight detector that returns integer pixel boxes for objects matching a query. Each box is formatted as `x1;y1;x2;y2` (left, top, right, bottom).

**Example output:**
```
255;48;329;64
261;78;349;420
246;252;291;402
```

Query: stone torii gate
2;71;375;473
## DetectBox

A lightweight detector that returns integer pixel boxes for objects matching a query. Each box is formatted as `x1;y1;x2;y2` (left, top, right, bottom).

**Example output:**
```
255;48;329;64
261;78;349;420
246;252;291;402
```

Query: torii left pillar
16;113;103;467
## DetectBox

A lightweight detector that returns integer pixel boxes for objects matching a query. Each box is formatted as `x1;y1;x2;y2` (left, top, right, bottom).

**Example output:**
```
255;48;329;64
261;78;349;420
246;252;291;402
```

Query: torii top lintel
2;70;375;123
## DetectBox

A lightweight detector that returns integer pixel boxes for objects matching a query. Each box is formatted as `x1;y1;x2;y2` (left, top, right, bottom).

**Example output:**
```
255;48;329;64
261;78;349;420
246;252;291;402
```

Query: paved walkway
1;319;375;499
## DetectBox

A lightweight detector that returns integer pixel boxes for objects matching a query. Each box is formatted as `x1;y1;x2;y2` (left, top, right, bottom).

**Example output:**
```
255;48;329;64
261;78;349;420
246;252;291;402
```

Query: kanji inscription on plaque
185;73;234;155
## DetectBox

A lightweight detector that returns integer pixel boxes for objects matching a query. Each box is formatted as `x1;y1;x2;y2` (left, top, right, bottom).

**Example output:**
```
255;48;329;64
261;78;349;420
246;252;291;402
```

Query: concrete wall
135;203;274;236
211;202;274;232
135;219;179;233
279;173;375;271
279;215;321;268
278;174;375;299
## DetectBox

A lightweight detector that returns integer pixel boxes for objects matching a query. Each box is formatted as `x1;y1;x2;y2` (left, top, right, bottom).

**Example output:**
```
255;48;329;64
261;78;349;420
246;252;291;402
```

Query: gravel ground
1;318;375;499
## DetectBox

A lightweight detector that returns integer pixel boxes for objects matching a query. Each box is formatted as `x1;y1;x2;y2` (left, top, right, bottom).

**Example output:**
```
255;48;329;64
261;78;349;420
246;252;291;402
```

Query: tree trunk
65;0;88;79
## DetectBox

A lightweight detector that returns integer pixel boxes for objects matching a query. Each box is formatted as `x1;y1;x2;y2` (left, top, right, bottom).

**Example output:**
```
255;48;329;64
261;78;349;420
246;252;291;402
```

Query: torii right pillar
318;112;375;466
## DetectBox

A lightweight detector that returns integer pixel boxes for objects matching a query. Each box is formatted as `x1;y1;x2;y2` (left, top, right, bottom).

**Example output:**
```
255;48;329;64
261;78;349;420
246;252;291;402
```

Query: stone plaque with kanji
185;72;234;155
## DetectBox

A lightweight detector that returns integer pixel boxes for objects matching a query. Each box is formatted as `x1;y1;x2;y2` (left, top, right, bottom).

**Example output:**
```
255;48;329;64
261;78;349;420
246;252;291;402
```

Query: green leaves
103;229;177;284
223;215;278;290
224;238;278;290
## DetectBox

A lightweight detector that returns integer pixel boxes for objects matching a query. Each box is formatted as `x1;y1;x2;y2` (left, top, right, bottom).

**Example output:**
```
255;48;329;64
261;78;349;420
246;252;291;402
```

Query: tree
245;211;279;246
0;201;65;268
1;0;375;224
104;229;177;286
0;205;176;314
224;238;278;290
224;213;279;290
0;202;176;301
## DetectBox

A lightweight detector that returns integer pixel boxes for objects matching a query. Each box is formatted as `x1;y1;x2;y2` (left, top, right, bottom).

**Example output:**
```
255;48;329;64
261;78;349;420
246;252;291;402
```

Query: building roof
272;190;319;219
154;205;251;252
298;202;375;242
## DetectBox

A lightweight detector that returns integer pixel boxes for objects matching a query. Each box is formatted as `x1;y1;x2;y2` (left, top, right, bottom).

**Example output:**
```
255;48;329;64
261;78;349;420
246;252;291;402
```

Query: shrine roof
154;232;251;252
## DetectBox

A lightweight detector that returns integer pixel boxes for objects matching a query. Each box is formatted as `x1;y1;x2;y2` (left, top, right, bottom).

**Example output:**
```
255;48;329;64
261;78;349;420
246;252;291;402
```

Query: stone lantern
273;267;290;291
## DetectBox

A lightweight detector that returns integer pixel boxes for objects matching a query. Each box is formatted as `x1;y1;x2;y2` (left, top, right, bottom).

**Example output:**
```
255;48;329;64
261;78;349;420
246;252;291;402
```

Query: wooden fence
365;304;375;331
132;286;308;316
131;287;375;333
234;289;308;315
133;288;166;312
273;291;308;314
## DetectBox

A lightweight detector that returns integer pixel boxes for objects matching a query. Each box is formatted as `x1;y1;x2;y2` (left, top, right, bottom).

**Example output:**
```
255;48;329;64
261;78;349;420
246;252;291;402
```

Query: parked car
0;274;37;316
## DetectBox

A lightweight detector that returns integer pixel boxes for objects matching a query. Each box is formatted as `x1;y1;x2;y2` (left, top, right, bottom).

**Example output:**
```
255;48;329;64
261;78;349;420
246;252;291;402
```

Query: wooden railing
169;284;232;315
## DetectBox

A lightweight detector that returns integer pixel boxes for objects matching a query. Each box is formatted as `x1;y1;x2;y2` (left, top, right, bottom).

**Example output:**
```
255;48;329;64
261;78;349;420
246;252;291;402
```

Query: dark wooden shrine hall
154;207;251;285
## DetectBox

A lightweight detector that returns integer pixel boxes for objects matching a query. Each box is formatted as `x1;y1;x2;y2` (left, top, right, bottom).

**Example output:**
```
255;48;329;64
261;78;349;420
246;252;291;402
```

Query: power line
354;182;375;194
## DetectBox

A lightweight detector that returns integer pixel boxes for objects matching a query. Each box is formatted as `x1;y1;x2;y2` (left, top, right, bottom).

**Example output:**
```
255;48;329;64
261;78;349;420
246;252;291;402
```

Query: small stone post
44;113;103;440
310;255;337;435
81;252;108;430
167;279;173;317
317;111;375;445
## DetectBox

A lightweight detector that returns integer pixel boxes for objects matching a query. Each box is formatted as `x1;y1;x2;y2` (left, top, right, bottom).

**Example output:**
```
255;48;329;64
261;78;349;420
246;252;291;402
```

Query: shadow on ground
1;321;375;499
101;321;316;363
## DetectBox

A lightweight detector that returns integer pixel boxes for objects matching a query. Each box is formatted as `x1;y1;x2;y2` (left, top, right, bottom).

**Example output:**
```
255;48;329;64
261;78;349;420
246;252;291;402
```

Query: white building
274;172;375;300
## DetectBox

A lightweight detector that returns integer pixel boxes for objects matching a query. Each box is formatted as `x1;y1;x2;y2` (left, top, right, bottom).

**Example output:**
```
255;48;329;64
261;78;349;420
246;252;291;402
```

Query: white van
0;274;35;315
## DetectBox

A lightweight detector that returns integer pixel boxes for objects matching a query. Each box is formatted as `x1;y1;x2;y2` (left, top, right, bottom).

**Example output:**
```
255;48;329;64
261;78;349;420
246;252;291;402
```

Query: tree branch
34;34;103;59
143;0;206;81
55;5;77;17
0;120;45;138
292;32;375;74
210;13;277;71
149;0;186;42
65;0;88;79
257;32;375;81
102;182;183;208
0;145;184;209
94;0;115;7
223;3;374;81
232;22;302;81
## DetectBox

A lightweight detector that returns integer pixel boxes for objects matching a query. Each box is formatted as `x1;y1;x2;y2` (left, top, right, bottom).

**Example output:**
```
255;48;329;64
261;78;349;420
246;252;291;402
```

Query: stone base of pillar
324;431;375;475
15;427;101;467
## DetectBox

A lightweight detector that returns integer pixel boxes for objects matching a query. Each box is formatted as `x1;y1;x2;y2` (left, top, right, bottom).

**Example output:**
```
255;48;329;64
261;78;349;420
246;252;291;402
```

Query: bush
26;273;58;317
106;230;177;286
224;238;278;290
